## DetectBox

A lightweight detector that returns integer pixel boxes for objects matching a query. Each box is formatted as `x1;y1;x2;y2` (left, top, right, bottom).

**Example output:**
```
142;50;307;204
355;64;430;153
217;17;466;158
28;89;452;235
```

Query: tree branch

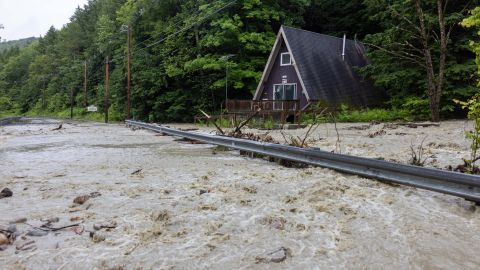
388;5;422;34
364;42;426;66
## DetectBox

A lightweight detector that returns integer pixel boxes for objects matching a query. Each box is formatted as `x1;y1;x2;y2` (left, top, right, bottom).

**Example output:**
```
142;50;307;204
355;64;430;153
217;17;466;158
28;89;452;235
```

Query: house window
274;84;296;100
273;83;297;110
280;52;291;66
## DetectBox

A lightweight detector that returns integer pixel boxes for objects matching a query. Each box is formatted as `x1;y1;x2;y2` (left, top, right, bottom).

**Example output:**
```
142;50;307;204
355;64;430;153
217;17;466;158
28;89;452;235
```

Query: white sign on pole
87;105;98;112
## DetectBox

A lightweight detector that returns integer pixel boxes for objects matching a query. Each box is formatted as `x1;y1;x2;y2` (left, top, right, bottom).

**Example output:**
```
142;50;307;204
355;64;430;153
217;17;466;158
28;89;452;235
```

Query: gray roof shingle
282;26;376;106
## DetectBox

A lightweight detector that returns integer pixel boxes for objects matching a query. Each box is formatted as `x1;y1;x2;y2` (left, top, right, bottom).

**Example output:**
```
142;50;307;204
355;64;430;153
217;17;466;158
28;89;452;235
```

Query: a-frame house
253;26;376;110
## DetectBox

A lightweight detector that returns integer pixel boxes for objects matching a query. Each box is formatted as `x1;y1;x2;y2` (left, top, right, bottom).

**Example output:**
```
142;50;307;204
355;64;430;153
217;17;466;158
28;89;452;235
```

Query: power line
131;4;205;50
6;0;239;114
82;0;237;65
132;0;238;55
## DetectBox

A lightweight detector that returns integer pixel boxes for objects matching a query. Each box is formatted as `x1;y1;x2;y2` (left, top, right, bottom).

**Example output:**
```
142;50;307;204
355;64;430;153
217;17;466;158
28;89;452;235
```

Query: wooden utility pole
42;78;46;111
127;25;132;119
84;60;87;107
70;87;73;119
105;56;109;123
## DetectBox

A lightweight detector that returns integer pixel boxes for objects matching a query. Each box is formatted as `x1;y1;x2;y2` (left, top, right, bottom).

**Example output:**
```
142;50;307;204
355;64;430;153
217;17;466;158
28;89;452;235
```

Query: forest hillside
0;0;479;122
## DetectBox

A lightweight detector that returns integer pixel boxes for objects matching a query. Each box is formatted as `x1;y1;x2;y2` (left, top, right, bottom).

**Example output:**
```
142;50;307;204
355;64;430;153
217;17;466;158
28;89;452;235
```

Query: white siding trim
253;26;311;102
280;27;311;101
253;31;283;100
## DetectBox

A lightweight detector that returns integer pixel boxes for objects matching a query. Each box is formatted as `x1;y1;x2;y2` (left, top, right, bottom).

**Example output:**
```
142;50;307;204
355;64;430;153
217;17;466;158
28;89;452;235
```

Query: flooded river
1;120;479;269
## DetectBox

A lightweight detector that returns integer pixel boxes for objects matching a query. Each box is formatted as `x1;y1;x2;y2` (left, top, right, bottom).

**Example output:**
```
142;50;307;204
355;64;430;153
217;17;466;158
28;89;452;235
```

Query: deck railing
226;100;300;113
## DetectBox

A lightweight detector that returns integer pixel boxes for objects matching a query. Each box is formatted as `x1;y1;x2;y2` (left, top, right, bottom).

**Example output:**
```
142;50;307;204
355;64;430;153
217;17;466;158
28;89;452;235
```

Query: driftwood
43;223;82;232
234;108;262;134
396;123;439;128
199;109;225;135
131;169;142;175
51;124;63;131
300;123;317;148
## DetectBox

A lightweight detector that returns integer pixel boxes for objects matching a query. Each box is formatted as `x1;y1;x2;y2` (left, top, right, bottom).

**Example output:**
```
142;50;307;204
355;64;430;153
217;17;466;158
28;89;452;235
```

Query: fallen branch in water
43;223;82;232
234;108;262;134
199;109;224;135
51;124;63;131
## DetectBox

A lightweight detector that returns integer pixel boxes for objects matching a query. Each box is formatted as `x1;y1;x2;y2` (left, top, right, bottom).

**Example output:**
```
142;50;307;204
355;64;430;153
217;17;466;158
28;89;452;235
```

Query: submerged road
1;120;479;269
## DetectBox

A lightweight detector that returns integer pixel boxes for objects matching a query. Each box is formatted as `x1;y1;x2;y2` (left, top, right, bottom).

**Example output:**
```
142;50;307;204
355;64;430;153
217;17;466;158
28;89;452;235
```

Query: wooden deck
226;100;300;113
224;99;302;124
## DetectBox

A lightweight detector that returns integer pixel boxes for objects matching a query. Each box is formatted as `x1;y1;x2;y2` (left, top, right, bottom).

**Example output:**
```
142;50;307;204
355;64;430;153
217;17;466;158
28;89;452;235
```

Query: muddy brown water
0;121;479;269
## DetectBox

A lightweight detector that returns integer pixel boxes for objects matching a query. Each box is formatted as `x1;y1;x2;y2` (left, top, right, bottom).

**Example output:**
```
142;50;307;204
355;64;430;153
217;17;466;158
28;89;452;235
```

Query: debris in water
151;210;170;222
198;204;217;211
9;218;27;224
0;188;13;199
89;191;102;198
199;189;210;195
242;186;257;194
368;129;386;138
0;225;16;247
44;223;82;232
51;124;63;131
73;195;90;205
26;229;48;237
131;169;142;175
346;124;370;130
70;217;83;222
0;234;9;245
90;232;106;243
93;221;117;231
272;217;287;230
73;225;84;235
73;192;101;205
256;247;289;263
41;217;60;224
16;240;35;251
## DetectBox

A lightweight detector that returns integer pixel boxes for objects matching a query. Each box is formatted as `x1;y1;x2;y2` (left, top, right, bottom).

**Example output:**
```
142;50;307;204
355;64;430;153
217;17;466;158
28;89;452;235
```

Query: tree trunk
414;0;446;122
436;0;447;122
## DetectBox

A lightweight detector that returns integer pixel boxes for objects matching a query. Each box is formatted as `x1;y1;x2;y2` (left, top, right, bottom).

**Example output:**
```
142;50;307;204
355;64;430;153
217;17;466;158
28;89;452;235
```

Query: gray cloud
0;0;89;41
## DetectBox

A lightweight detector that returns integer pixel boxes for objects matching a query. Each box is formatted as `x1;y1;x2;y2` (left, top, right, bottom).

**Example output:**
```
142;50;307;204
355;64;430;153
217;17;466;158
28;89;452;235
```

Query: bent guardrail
126;120;480;203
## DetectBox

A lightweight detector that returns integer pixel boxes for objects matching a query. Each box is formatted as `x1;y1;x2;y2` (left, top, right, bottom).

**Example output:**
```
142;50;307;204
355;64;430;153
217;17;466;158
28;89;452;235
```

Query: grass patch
0;110;21;118
2;107;121;123
336;108;412;122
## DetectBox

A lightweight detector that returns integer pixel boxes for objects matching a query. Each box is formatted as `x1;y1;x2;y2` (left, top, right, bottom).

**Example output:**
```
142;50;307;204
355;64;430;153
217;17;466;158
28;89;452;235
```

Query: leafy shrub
336;105;410;122
263;118;274;129
47;93;67;112
0;95;17;111
400;96;430;120
454;93;480;173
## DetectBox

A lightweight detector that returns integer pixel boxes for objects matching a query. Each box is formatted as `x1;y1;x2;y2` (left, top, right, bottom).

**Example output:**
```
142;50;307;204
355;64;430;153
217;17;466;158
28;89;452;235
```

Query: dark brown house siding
259;40;308;108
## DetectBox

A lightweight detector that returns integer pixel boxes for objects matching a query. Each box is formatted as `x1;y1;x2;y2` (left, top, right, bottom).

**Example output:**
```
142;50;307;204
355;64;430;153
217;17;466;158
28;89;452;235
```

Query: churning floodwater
1;120;479;269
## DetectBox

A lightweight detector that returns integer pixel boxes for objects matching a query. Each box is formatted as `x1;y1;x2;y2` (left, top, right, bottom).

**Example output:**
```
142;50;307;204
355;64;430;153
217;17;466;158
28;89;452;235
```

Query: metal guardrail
0;117;22;126
126;120;480;203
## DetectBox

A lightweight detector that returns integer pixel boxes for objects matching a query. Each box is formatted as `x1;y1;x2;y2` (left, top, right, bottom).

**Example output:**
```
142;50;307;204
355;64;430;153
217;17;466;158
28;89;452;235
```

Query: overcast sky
0;0;89;41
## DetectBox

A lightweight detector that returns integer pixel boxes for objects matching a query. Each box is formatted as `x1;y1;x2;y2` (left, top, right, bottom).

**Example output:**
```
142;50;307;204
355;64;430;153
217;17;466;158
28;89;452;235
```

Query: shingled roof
254;26;377;107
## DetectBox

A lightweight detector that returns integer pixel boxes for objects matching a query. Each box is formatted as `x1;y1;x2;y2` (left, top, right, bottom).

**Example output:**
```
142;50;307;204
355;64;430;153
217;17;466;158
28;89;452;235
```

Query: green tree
362;0;478;121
